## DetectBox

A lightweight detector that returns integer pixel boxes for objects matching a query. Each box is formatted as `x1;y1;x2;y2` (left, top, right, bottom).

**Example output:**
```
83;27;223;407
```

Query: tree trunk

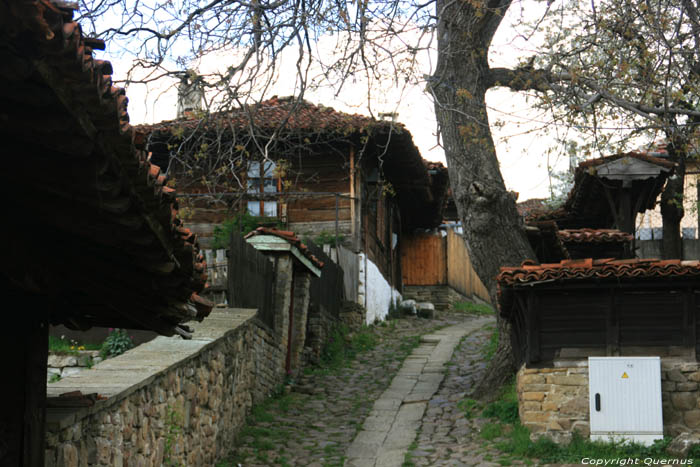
431;0;535;394
661;153;685;259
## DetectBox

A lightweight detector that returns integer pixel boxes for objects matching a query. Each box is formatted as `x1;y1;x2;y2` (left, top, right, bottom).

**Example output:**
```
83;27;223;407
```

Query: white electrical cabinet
588;357;663;445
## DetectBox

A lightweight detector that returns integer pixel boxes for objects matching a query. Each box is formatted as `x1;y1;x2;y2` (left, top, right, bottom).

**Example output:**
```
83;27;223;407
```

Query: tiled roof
498;258;700;287
526;152;674;228
142;96;401;136
578;151;676;170
558;229;634;243
244;227;324;269
1;0;212;336
517;198;547;217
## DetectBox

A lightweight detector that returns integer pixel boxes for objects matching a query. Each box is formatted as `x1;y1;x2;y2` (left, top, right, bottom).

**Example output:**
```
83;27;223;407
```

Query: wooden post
0;290;48;467
349;146;357;250
286;271;295;374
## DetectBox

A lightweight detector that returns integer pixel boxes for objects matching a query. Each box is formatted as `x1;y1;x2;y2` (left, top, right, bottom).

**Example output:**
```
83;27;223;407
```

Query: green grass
481;422;504;440
478;380;698;464
403;440;418;466
306;324;379;374
481;381;518;424
453;301;494;315
494;427;680;463
48;335;102;353
398;335;421;354
457;397;480;418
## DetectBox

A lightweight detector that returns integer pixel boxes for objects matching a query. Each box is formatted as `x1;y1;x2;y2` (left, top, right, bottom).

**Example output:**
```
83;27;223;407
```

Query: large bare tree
80;0;700;388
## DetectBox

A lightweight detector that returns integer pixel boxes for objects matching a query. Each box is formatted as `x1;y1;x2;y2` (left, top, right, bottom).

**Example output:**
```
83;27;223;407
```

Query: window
247;160;278;217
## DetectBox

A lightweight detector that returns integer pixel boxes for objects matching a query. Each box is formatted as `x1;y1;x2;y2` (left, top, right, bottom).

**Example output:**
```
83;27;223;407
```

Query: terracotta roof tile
1;0;212;335
140;96;400;136
578;151;676;170
558;229;634;243
517;198;547;217
244;227;325;269
498;258;700;286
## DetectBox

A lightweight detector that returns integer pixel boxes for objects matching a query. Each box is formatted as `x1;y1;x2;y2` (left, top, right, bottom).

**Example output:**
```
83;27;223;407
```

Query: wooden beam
0;286;48;467
349;145;357;250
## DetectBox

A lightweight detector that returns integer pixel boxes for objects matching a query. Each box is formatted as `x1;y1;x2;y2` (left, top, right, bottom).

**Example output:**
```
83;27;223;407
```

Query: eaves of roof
0;0;212;337
498;258;700;287
244;227;325;270
558;229;634;244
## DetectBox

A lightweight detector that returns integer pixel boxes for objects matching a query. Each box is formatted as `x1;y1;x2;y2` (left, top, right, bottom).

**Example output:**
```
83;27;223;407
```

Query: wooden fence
305;241;345;318
445;229;490;302
401;229;490;303
226;232;276;328
203;249;228;304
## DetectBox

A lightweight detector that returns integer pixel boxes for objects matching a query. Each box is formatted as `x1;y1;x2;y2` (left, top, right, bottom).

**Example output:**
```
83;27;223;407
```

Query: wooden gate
400;233;447;285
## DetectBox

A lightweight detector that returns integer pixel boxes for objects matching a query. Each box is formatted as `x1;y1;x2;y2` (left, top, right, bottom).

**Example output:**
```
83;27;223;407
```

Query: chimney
176;70;204;119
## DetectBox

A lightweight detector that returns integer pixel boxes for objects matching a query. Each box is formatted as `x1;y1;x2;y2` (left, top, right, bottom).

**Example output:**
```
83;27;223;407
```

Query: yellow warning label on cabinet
622;372;629;379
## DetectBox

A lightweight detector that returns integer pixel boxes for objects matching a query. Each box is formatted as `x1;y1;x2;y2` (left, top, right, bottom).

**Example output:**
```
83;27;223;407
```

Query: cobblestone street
222;310;511;467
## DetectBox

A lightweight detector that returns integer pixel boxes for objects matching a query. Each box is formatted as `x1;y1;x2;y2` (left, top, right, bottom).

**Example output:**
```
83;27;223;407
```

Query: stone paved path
345;317;494;467
222;311;475;466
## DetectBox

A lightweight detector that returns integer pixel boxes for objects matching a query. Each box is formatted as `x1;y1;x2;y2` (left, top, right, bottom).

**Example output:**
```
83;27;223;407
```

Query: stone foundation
402;285;470;311
517;359;700;443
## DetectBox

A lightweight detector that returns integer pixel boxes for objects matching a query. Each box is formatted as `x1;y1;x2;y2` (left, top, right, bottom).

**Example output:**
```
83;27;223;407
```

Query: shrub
211;212;284;249
101;328;134;358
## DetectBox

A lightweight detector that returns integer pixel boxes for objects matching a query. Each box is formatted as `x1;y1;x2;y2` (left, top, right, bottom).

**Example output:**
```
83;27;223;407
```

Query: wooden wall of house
513;286;699;366
352;154;402;290
287;153;352;225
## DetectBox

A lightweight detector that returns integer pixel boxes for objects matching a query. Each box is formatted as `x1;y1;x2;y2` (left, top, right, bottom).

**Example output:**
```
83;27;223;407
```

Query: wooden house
0;2;212;464
523;152;675;262
141;97;449;298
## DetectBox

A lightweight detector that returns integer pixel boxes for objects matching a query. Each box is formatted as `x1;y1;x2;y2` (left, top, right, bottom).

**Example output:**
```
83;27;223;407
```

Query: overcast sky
109;1;563;201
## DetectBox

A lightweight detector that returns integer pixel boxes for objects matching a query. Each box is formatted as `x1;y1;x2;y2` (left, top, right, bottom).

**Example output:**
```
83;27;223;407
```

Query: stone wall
47;351;103;382
45;309;286;466
517;359;700;443
402;285;470;311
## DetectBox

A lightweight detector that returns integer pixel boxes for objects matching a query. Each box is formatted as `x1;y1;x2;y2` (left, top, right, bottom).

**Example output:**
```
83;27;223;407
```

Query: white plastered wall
357;253;401;325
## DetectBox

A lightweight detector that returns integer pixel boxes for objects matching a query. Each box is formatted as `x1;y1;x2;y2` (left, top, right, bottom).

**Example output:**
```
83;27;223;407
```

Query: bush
211;213;283;249
101;328;134;358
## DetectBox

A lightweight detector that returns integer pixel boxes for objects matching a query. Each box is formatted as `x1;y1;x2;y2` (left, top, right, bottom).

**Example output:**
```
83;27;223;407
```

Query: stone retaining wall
45;309;285;466
402;285;469;311
517;359;700;443
47;351;103;382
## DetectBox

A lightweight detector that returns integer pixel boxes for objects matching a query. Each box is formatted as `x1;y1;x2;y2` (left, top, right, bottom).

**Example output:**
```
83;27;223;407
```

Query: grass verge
453;301;494;315
475;380;700;464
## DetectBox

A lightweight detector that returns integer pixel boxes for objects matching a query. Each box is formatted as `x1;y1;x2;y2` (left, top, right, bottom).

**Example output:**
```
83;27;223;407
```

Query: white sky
110;2;564;201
